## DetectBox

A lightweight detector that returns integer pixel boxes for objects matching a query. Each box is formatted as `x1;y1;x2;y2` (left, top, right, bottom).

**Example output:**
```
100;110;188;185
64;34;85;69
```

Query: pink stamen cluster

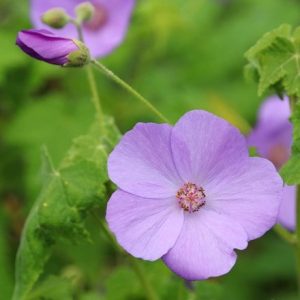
176;182;206;213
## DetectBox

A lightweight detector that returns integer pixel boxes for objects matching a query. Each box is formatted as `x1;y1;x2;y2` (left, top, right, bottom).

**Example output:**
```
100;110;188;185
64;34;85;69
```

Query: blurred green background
1;0;300;299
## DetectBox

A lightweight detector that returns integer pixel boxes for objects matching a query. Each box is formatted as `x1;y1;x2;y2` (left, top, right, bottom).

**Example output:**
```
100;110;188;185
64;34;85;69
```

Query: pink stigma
176;183;206;213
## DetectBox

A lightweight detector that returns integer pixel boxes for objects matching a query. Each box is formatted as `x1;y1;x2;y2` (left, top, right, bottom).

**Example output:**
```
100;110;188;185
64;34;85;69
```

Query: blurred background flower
30;0;136;57
247;96;295;231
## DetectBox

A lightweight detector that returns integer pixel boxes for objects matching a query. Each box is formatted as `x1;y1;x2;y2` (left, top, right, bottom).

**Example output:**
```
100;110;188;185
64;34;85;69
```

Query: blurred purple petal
247;96;295;230
30;0;135;58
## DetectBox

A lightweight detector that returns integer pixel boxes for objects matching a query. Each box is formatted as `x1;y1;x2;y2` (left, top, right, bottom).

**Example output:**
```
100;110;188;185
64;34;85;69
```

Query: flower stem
274;224;297;245
72;20;106;131
91;59;170;123
86;65;106;133
71;19;84;42
129;258;159;300
92;212;158;300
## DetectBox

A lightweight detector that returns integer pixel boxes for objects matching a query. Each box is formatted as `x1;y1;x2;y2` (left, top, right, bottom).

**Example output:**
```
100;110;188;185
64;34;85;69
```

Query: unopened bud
75;2;95;23
16;30;90;68
65;40;90;67
41;8;70;29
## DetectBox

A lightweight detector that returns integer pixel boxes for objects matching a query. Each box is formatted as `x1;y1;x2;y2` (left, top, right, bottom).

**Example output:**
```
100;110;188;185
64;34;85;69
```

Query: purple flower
248;96;295;230
16;29;88;66
106;110;283;280
31;0;135;58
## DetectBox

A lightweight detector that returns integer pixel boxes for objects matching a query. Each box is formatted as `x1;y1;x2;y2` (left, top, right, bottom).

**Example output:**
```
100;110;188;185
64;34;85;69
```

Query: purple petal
278;185;296;230
17;30;78;65
106;190;183;260
108;123;182;198
30;0;135;58
207;157;283;240
171;110;248;184
247;96;294;230
163;209;248;280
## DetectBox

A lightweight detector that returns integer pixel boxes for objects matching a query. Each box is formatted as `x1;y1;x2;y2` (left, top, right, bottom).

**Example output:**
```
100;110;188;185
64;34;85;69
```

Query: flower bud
65;40;90;67
75;2;95;23
16;29;90;67
41;8;70;29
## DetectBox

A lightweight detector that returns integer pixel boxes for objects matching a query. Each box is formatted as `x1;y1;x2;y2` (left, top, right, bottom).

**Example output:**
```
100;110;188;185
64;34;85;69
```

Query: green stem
72;20;105;132
274;224;297;245
129;258;159;300
71;19;84;42
86;65;106;133
92;212;158;300
91;60;170;123
289;95;297;113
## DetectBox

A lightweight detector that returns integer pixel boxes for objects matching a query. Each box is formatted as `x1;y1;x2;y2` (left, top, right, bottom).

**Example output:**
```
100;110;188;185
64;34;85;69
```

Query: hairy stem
72;20;105;131
86;65;105;133
91;59;170;123
129;258;159;300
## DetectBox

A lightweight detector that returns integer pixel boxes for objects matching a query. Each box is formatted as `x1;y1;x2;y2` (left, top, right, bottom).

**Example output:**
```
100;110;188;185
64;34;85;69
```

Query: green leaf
245;24;300;185
12;117;120;300
106;265;140;300
280;99;300;184
280;155;300;184
245;24;300;98
26;276;73;300
194;281;223;300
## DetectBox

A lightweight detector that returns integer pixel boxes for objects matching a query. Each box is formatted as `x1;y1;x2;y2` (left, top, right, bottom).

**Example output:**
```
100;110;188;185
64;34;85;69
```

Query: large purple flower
106;110;283;280
31;0;135;58
248;96;295;230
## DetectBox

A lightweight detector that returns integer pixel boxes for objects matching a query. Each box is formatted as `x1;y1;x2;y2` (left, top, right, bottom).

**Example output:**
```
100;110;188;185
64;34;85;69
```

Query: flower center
268;144;289;169
176;183;206;213
83;3;108;31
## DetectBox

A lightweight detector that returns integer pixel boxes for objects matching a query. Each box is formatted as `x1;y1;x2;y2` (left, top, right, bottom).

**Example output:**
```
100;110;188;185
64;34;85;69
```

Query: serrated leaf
280;99;300;184
280;155;300;184
12;117;120;300
245;24;291;63
245;24;300;97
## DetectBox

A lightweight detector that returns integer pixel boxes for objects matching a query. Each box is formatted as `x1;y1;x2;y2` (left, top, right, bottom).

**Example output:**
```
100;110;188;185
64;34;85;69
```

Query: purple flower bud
16;29;89;67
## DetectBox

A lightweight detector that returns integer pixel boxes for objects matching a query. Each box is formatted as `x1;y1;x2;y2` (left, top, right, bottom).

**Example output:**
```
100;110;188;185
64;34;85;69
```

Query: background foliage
1;0;300;299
